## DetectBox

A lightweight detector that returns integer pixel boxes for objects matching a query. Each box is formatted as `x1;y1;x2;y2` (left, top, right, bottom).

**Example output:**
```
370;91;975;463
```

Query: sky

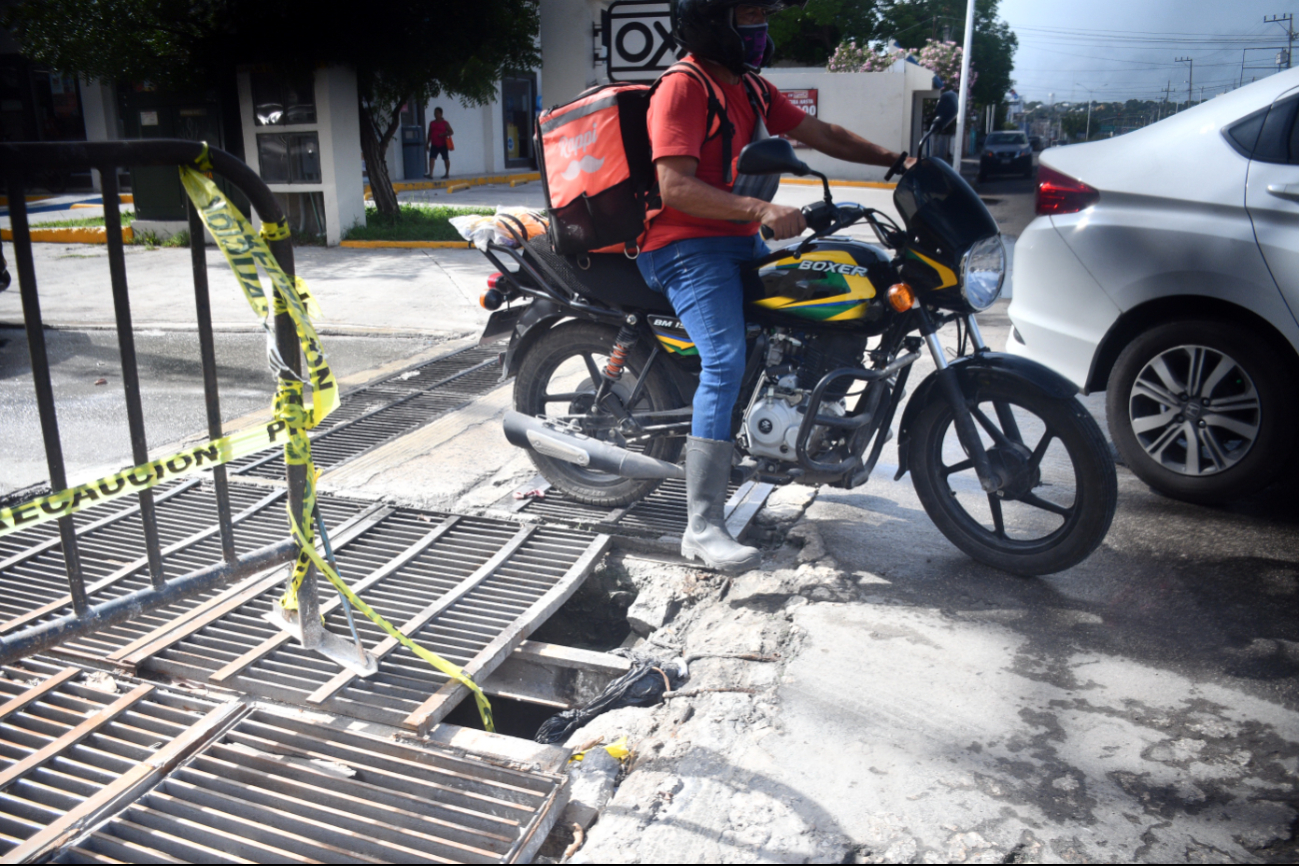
998;0;1297;105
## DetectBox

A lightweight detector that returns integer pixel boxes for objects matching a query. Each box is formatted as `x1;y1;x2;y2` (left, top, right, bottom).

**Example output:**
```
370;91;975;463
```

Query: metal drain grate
0;657;238;864
126;508;610;732
0;484;370;665
229;343;506;480
53;707;566;864
505;477;774;548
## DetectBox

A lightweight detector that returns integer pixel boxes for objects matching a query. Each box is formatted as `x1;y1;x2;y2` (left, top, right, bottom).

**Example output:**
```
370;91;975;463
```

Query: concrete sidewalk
0;242;496;336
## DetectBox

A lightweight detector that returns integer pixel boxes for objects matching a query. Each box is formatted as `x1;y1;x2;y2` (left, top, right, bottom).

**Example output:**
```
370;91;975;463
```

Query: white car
1008;70;1299;502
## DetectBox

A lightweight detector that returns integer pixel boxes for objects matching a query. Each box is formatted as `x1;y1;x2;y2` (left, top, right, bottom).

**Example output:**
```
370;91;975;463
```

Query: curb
364;172;541;198
0;195;53;207
782;178;896;189
338;239;473;249
0;225;134;244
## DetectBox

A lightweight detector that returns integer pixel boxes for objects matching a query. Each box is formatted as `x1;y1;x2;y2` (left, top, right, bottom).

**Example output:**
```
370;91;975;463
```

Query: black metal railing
0;140;306;662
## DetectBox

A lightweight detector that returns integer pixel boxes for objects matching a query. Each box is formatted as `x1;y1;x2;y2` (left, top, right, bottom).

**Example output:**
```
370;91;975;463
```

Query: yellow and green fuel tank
746;239;893;332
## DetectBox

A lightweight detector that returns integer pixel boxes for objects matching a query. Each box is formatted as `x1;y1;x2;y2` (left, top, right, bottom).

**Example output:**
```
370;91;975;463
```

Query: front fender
894;352;1078;479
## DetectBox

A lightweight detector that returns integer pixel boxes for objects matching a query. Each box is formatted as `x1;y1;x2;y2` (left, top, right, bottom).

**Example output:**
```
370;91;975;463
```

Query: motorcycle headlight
961;235;1006;311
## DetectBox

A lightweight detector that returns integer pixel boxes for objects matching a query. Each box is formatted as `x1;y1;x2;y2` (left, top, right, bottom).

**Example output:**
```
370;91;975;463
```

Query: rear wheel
513;321;685;507
1106;320;1295;503
910;381;1117;575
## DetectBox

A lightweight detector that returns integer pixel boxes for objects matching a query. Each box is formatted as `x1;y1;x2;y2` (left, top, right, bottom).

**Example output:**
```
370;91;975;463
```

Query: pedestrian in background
427;107;454;179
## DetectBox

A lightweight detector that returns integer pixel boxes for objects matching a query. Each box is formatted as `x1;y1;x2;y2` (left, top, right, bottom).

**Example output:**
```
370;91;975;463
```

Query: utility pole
1076;82;1096;141
952;0;976;166
1176;57;1193;106
1266;14;1294;69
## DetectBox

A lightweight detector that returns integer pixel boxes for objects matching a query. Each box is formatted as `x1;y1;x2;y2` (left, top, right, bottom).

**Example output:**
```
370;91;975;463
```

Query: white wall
239;64;366;245
541;0;607;105
762;63;937;181
79;78;119;192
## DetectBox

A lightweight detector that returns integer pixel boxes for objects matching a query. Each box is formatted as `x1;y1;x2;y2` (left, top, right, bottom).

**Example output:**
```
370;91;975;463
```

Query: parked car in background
978;131;1033;181
1008;68;1299;503
1029;135;1045;152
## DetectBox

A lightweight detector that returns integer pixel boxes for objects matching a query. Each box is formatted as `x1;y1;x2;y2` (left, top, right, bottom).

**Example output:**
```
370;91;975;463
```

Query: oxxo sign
603;0;685;82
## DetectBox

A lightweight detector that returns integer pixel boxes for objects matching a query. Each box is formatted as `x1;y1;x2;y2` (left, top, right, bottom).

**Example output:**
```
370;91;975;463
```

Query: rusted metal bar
0;538;296;665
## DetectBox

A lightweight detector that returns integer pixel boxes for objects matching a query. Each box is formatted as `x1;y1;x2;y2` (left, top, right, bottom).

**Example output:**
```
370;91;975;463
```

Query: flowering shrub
827;37;978;92
826;40;895;73
915;39;976;91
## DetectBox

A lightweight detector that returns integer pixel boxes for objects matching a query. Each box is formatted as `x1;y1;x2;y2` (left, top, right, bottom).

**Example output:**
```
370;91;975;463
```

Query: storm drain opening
52;706;567;865
121;506;611;733
228;341;508;480
497;476;774;551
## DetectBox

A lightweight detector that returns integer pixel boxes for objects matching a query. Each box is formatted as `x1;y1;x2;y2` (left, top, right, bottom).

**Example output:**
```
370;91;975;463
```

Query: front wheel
910;381;1117;576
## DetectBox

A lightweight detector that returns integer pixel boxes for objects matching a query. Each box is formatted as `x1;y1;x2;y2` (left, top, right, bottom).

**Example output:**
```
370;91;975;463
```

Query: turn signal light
887;283;915;312
480;289;505;310
1036;165;1099;216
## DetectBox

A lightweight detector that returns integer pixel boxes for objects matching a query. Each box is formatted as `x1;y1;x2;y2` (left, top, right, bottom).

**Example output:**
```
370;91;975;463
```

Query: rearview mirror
736;138;810;176
932;90;959;133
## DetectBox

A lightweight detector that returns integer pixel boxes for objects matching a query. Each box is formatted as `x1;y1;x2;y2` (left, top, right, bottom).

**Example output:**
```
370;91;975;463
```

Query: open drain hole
528;559;638;652
442;694;560;739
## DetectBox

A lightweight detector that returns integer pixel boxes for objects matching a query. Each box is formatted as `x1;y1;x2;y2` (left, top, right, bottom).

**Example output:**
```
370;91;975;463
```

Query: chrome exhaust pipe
503;411;685;480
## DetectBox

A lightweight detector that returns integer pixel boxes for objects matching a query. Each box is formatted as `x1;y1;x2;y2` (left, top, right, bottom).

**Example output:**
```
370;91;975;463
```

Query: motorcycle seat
523;237;676;315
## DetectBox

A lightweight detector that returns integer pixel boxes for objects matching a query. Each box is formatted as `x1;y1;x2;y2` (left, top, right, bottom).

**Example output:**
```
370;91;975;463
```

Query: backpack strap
655;60;738;183
742;73;774;118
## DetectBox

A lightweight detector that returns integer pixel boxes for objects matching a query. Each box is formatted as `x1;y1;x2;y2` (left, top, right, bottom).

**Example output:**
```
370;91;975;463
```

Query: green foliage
344;204;495;242
3;0;541;103
35;211;136;228
870;0;1017;106
770;0;879;66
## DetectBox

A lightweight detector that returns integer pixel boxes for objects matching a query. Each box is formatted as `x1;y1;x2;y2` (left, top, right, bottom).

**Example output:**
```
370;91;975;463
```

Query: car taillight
1036;165;1099;216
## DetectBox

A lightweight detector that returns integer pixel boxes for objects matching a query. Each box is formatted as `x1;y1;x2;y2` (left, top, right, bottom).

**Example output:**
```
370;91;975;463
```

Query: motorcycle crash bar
503;411;686;480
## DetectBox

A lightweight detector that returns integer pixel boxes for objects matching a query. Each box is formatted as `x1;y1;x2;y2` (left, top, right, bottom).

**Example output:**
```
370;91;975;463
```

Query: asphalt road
0;329;442;496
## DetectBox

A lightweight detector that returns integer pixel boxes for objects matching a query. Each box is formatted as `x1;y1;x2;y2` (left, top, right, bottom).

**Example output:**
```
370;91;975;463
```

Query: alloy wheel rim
1128;344;1261;477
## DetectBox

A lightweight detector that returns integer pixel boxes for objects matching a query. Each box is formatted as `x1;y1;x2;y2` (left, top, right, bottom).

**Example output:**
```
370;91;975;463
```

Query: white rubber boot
680;436;762;574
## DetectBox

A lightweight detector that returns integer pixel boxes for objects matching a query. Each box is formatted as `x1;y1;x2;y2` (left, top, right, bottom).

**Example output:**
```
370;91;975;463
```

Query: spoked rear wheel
513;321;684;507
910;381;1117;576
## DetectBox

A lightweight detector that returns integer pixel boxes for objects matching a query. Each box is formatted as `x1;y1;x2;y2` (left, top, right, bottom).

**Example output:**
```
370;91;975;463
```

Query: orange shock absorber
603;318;640;381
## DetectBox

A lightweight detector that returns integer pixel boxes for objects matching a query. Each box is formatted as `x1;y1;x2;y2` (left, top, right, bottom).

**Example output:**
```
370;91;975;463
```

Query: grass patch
32;211;136;228
343;204;494;242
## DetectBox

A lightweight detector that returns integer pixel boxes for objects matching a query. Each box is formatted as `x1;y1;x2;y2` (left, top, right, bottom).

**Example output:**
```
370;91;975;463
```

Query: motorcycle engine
740;331;863;463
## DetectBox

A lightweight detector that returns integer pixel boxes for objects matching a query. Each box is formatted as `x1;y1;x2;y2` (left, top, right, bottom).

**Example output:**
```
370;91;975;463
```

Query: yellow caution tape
0;418;298;537
570;736;631;763
177;157;493;731
0;146;494;731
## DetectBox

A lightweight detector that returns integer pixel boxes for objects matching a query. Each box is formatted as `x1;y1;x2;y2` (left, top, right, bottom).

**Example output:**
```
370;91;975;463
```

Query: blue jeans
637;234;768;441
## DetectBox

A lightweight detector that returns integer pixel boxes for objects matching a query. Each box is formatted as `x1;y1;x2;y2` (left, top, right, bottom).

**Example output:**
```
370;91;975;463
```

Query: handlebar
884;151;909;182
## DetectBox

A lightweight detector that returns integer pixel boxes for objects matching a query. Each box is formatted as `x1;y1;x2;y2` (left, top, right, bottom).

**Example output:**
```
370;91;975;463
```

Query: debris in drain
514;487;546;501
83;670;119;694
562;745;621;830
535;651;688;745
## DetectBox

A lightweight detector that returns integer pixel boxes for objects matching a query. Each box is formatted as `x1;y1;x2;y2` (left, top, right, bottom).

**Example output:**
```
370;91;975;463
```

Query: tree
769;0;879;66
3;0;541;216
870;0;1017;107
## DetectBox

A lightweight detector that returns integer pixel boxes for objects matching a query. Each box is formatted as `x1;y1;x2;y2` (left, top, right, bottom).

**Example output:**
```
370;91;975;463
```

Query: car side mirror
932;90;958;133
736;138;810;176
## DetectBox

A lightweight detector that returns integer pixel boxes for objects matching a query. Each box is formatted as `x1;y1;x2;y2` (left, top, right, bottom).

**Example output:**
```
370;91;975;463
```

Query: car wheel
1105;320;1296;503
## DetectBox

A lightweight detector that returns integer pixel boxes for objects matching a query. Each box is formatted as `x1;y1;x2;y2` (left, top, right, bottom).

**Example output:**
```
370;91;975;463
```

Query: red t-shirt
428;119;450;148
644;58;807;252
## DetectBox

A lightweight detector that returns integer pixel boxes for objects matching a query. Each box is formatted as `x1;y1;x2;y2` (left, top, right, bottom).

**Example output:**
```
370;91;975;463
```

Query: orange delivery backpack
536;61;772;257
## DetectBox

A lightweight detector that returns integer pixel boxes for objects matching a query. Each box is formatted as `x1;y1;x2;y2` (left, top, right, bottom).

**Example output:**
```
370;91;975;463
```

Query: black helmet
671;0;805;75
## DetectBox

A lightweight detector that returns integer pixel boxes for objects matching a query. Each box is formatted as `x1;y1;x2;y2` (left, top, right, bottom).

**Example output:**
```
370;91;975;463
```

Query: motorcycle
475;92;1117;576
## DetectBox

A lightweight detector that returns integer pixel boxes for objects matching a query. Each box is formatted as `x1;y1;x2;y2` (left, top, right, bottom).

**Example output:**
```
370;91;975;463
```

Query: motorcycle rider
642;0;912;572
